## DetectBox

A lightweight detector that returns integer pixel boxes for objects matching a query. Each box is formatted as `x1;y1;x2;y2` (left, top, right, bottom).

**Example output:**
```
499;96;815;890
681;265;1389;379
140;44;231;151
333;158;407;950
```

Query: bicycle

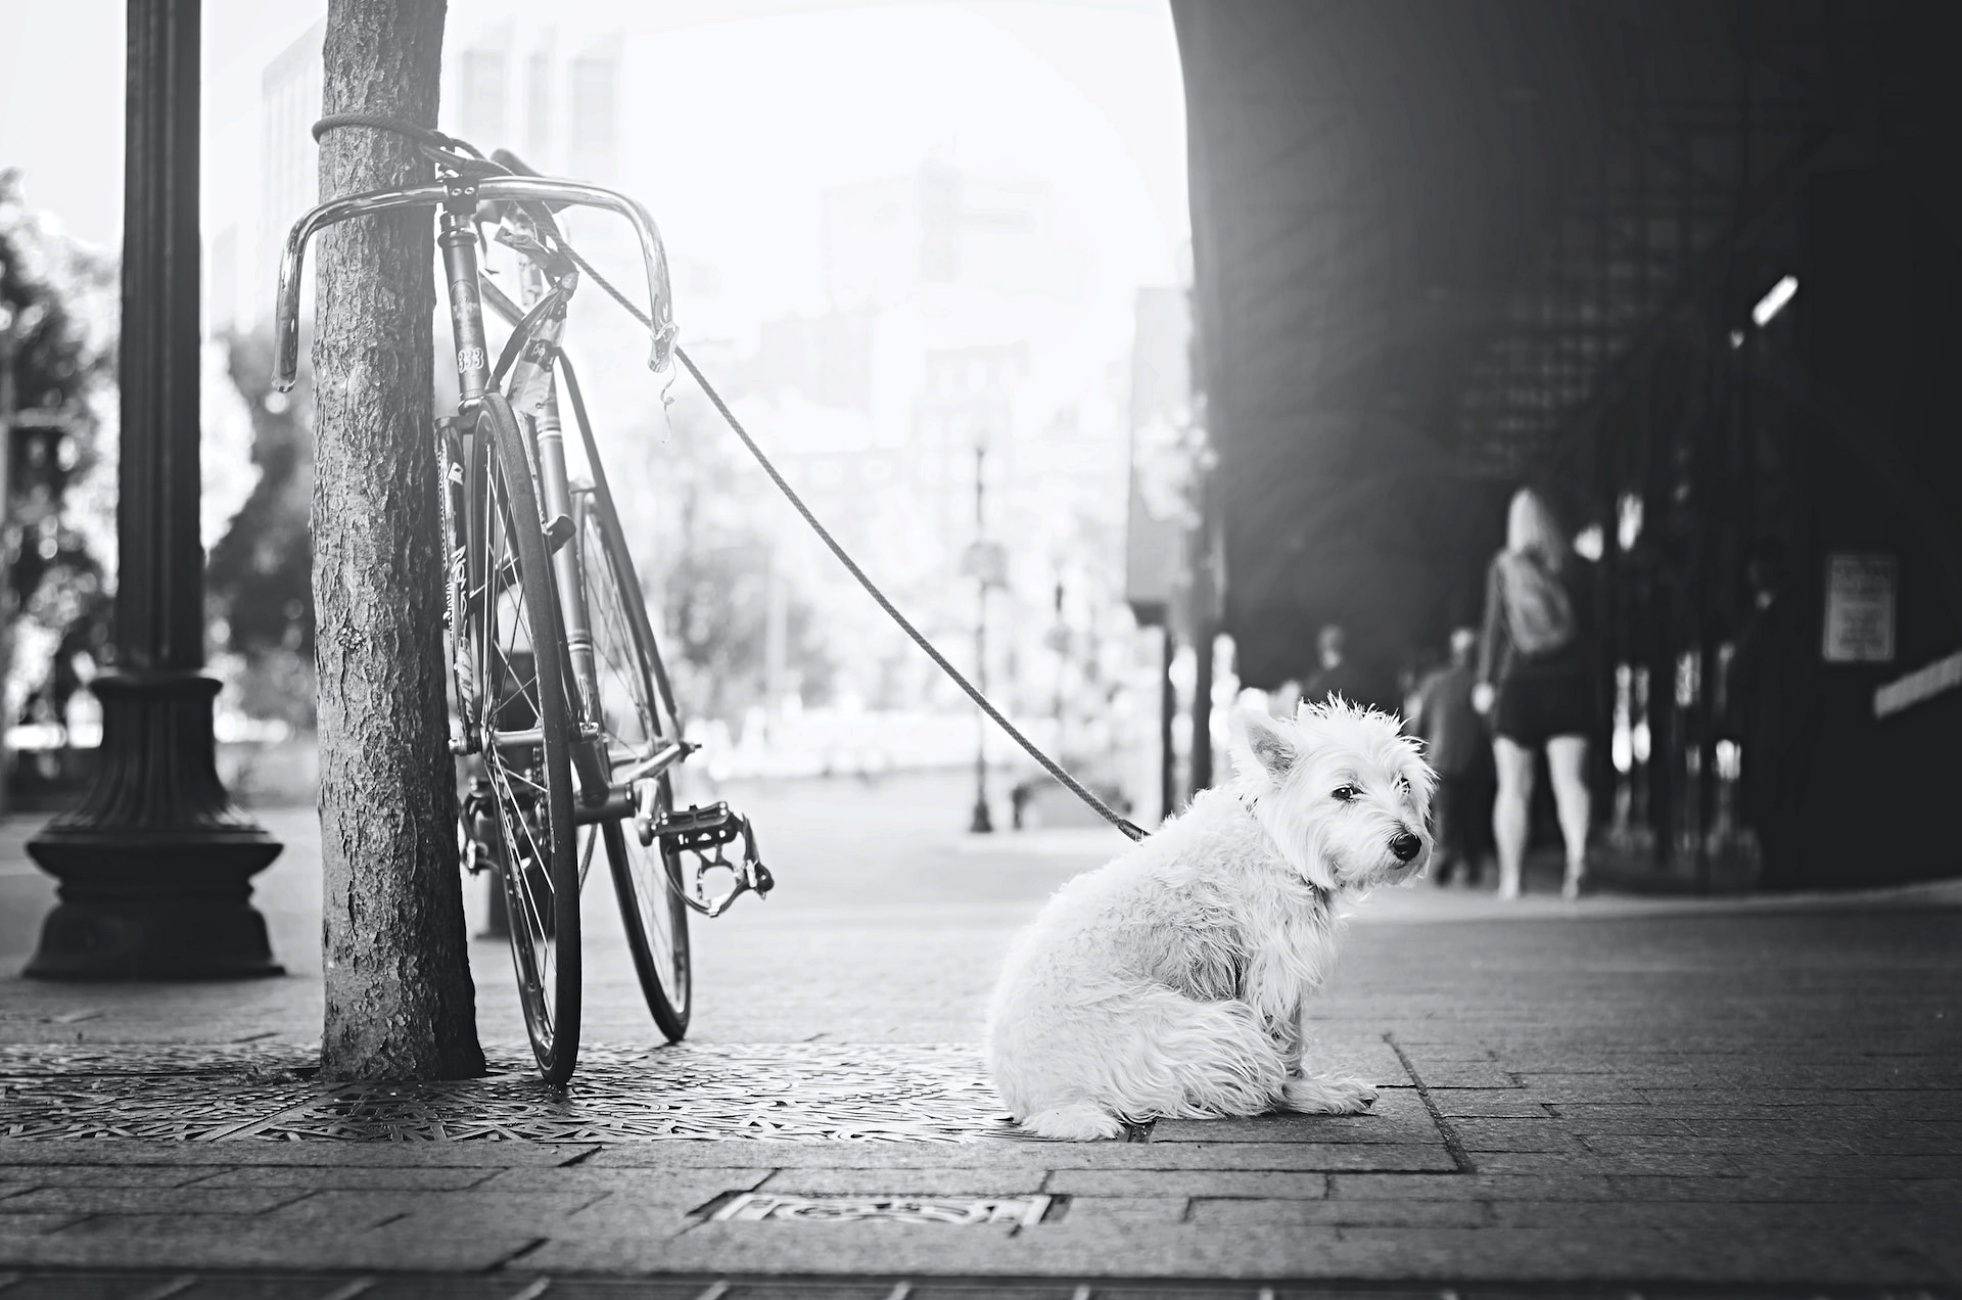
273;121;773;1084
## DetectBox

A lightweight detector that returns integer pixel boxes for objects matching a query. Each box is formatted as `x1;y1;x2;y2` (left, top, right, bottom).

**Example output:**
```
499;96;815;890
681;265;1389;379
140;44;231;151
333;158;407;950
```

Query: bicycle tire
570;489;692;1040
472;392;582;1083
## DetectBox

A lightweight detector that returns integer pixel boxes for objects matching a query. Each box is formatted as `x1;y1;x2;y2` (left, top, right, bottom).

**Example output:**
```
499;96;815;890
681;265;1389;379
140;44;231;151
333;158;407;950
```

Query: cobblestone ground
0;771;1958;1296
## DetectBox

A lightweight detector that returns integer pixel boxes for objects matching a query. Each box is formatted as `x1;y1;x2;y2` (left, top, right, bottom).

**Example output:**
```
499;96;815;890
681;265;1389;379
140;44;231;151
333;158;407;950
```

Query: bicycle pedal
653;802;744;854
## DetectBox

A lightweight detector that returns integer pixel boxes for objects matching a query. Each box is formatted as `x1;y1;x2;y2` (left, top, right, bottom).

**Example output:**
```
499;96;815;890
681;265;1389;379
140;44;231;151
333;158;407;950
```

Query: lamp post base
24;673;284;980
25;895;280;981
969;795;994;835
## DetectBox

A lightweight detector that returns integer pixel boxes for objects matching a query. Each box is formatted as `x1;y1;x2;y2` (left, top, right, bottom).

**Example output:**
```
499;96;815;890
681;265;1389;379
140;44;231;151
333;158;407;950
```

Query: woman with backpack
1472;488;1595;900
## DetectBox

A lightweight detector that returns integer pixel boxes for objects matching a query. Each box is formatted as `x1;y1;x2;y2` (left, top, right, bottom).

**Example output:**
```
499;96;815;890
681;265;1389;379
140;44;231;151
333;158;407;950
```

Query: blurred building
732;160;1127;720
1173;0;1962;888
255;21;323;330
450;27;620;183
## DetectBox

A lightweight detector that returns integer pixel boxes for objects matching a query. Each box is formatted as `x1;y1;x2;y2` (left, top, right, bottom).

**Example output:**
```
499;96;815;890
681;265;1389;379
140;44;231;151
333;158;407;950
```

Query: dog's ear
1235;706;1299;782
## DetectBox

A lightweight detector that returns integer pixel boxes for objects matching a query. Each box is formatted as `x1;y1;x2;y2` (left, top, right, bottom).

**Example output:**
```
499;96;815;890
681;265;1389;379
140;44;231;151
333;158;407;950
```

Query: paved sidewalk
0;772;1958;1295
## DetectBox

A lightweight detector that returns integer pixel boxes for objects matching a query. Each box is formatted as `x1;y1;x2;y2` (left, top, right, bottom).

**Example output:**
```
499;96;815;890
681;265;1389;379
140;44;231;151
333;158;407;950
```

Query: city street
4;0;1959;1293
0;769;1958;1295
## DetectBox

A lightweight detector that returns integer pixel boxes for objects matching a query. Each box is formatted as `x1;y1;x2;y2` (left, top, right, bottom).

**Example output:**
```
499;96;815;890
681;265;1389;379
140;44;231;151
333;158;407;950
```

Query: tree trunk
312;0;483;1080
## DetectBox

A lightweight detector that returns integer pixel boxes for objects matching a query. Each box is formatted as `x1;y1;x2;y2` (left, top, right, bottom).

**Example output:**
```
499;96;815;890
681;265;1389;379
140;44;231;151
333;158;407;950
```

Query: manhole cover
709;1193;1053;1226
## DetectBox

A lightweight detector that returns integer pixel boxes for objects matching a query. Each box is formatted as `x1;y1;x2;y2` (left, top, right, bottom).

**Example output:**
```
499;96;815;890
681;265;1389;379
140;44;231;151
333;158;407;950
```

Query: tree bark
312;0;483;1079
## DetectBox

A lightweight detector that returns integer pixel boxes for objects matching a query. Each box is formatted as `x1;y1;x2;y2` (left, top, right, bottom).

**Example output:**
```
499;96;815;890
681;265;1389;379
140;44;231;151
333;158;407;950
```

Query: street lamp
965;440;998;834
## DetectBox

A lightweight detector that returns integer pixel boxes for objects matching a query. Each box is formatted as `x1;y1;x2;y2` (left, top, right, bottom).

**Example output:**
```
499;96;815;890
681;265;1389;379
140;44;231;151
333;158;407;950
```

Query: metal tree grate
0;1042;1035;1144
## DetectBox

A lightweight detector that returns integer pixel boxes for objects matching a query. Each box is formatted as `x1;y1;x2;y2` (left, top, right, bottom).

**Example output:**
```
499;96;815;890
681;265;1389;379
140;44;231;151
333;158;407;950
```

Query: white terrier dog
986;698;1434;1140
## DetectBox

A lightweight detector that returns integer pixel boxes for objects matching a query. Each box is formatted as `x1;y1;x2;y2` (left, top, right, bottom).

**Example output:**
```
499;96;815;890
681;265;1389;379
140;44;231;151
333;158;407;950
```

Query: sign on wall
1821;552;1897;664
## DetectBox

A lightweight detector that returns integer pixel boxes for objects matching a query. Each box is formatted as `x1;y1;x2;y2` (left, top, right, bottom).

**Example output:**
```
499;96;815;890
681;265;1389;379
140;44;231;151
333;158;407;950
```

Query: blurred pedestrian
1472;488;1595;900
1409;627;1493;886
1721;537;1806;890
1303;624;1391;713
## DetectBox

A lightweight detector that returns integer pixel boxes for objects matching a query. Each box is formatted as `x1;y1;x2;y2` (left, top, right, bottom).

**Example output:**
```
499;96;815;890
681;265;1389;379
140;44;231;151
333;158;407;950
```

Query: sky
0;0;1190;329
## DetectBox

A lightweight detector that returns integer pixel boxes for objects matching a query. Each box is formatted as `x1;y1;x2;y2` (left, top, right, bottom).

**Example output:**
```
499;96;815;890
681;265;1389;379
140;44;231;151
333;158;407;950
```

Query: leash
312;116;1149;844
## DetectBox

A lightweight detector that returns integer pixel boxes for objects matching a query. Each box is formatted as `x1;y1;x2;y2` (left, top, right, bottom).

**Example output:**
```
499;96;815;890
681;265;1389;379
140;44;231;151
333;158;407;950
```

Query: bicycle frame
275;169;686;799
277;160;764;919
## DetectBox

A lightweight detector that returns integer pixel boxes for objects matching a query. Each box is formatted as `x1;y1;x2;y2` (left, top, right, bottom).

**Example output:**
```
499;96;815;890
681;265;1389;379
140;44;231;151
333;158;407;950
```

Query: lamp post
26;0;282;978
1051;574;1068;742
968;441;994;834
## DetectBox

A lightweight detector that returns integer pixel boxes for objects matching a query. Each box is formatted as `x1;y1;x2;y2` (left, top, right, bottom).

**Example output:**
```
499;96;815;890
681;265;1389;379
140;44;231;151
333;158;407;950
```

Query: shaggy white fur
986;698;1435;1140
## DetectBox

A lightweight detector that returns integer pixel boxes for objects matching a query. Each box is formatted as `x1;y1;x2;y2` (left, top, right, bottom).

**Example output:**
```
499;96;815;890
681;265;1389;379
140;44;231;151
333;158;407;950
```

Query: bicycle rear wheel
473;393;582;1083
570;486;692;1041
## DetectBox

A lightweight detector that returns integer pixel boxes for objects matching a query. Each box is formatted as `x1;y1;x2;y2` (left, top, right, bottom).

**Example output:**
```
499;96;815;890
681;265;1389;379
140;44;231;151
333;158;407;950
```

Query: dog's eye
1397;775;1412;793
1332;785;1358;802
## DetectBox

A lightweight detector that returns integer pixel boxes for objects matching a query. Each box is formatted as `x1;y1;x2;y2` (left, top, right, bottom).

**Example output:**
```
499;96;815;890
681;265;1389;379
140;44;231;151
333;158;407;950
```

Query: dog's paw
1279;1075;1378;1115
1020;1102;1127;1141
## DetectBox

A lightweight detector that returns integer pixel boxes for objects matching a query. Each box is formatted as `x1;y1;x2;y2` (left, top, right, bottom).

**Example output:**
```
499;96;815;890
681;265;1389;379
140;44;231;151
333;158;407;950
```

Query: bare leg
1546;734;1592;897
1492;736;1535;899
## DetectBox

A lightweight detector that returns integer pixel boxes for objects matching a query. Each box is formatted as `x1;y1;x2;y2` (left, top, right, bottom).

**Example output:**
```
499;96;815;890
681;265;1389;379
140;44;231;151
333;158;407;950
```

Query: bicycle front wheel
570;486;692;1041
473;393;582;1082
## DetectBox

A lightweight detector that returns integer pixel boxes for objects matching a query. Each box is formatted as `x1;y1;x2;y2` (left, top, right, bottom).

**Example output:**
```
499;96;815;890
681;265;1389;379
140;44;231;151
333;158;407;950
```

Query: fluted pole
26;0;283;979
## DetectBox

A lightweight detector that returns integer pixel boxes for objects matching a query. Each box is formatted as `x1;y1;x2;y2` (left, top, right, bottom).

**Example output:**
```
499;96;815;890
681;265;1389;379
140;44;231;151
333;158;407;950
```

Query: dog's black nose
1390;831;1422;862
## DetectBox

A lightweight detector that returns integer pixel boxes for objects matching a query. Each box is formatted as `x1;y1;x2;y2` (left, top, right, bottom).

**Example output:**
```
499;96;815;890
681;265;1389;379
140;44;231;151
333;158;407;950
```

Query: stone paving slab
1442;1119;1581;1152
0;1165;234;1188
1328;1173;1621;1200
1047;1170;1331;1198
0;1218;535;1272
1150;1090;1436;1143
0;1187;313;1216
756;1167;1073;1196
588;1141;1449;1171
1190;1196;1492;1227
1425;1091;1551;1118
471;1166;774;1197
1056;1195;1188;1224
190;1165;510;1189
0;1140;599;1167
255;1188;608;1230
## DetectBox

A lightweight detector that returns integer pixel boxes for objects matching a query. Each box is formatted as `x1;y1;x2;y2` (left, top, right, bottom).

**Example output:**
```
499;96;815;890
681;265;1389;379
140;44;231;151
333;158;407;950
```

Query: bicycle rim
573;493;691;1039
474;393;581;1083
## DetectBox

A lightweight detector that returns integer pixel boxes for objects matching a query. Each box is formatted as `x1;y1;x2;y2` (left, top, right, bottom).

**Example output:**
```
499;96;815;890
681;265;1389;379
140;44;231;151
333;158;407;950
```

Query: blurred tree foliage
603;385;834;724
0;171;118;733
207;329;316;728
204;330;842;734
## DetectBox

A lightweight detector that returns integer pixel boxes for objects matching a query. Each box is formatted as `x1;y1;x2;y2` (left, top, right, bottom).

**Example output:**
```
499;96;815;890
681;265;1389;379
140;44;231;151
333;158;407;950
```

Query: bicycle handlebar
272;175;676;392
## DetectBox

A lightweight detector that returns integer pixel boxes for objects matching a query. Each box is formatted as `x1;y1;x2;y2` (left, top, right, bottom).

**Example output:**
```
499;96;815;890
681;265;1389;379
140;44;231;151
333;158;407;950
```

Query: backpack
1498;551;1576;657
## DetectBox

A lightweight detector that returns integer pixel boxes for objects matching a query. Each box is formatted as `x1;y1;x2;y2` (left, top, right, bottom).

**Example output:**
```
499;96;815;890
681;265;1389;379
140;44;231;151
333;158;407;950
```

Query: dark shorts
1494;664;1592;746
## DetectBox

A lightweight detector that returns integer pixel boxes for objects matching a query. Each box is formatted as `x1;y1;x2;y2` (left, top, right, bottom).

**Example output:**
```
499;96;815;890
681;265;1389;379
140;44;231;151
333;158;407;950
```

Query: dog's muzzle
1390;831;1423;862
